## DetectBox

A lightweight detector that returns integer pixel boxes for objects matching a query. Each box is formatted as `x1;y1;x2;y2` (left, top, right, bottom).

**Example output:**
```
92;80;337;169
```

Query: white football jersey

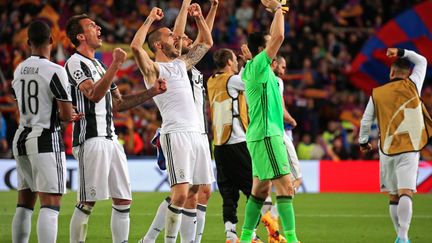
146;59;200;134
65;52;117;146
188;66;208;134
12;56;71;155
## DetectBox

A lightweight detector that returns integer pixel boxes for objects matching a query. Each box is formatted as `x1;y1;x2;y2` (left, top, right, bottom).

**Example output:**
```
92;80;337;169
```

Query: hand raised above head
239;44;252;62
149;7;164;21
188;3;203;17
386;48;398;58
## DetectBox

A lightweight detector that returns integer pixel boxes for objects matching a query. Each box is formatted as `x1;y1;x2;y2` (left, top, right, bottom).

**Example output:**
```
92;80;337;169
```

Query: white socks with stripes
111;204;130;243
180;208;197;242
70;203;92;243
37;206;60;243
12;205;33;243
141;197;170;242
195;204;207;243
397;195;412;241
165;204;183;243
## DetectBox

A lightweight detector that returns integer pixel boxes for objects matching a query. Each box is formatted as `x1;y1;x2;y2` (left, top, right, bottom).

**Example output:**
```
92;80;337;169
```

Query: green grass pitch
0;191;431;242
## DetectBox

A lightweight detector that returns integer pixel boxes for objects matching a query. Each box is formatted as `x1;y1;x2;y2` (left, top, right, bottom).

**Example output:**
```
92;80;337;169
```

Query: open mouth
97;33;102;40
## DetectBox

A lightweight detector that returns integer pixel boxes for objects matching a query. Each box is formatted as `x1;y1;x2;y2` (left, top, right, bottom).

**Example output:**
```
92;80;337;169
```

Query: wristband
360;143;369;148
397;48;405;57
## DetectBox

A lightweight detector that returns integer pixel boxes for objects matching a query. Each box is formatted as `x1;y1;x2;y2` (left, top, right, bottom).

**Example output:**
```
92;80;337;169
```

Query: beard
161;42;180;59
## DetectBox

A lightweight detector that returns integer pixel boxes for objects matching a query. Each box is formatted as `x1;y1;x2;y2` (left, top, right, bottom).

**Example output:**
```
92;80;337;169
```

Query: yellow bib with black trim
372;78;432;155
207;73;249;145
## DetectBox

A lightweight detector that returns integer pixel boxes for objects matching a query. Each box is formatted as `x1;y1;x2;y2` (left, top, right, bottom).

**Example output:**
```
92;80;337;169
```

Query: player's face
275;58;286;76
159;28;180;58
175;34;193;55
79;18;102;49
230;51;239;73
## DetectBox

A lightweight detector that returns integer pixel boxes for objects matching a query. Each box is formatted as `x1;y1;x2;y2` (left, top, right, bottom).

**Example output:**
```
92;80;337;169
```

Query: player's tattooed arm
179;43;210;70
180;4;213;70
112;78;167;112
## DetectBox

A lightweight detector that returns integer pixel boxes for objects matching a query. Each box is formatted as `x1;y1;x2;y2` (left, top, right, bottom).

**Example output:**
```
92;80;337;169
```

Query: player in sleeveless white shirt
138;3;218;242
131;5;213;242
153;60;214;186
11;20;74;243
359;48;427;243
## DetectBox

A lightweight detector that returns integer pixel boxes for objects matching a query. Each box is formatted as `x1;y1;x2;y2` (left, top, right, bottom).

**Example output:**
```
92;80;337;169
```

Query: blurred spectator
0;112;8;156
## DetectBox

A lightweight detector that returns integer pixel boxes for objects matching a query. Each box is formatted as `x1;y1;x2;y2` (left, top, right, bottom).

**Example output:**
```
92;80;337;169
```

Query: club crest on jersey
73;70;84;80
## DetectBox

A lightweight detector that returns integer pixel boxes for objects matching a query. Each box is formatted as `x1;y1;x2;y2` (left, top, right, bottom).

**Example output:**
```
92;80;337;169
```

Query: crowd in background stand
1;0;431;160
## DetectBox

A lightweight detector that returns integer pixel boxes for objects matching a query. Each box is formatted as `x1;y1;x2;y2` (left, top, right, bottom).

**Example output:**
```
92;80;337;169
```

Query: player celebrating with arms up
239;0;299;242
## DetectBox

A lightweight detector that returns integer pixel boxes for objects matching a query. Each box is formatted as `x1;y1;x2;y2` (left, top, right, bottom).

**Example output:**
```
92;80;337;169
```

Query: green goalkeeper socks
277;196;298;243
240;195;264;242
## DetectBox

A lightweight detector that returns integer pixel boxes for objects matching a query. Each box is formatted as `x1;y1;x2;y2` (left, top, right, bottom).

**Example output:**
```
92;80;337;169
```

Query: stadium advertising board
0;159;430;193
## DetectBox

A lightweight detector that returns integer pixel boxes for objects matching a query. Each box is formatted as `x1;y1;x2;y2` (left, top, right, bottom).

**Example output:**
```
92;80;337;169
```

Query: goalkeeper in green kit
239;0;299;242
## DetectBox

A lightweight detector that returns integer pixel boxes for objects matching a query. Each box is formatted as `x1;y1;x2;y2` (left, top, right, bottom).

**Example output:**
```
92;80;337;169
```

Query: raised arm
404;49;427;91
112;78;167;112
76;48;126;103
387;48;427;92
172;0;192;53
130;7;163;85
193;0;219;46
261;0;287;59
179;3;213;70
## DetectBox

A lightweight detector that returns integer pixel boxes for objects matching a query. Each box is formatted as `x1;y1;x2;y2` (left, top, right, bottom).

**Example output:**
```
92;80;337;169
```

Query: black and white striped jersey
65;52;117;147
12;56;72;155
188;66;208;134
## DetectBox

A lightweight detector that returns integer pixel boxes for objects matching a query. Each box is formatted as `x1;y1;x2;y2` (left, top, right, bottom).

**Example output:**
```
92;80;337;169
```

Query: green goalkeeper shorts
247;136;290;180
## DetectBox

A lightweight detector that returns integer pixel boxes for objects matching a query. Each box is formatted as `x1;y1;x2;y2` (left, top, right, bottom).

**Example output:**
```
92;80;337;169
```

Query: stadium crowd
0;0;430;160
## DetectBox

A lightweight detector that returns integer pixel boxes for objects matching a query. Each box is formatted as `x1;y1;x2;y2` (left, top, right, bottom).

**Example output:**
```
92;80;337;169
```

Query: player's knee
38;193;62;207
171;192;188;206
253;185;270;199
198;185;212;203
398;189;414;198
112;198;131;205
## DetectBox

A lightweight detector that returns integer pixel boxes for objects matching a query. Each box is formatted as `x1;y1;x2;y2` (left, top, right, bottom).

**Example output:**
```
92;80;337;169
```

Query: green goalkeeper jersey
242;51;284;142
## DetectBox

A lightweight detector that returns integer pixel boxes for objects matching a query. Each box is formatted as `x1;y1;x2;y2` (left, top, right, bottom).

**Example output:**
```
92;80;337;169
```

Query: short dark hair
391;58;411;73
213;48;234;70
66;14;89;47
247;32;266;57
28;20;51;47
147;28;163;53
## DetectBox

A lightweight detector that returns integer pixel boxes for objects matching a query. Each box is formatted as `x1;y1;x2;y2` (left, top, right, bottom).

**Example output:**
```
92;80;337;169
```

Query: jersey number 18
20;79;39;114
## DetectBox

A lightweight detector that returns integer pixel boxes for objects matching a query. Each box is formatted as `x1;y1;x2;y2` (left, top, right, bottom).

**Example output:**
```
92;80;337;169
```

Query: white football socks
37;206;59;243
111;204;130;243
180;208;197;242
12;205;33;243
397;195;412;241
